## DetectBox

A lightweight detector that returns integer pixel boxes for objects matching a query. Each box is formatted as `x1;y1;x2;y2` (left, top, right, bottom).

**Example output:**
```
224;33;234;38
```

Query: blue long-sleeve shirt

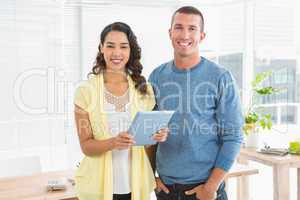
149;57;244;185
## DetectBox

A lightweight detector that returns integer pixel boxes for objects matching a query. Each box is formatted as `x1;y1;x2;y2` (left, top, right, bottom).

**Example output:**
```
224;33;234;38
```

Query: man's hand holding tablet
128;111;175;146
151;128;169;143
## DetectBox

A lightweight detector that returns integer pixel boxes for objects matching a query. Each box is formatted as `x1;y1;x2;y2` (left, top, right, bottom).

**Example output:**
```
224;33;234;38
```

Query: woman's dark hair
90;22;148;95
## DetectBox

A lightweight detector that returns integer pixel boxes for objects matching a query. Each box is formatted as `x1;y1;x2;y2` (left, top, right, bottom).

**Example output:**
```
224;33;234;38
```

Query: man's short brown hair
171;6;204;32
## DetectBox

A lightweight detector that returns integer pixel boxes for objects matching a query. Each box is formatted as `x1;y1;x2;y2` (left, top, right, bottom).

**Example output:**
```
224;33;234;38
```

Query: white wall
0;0;71;171
80;5;173;78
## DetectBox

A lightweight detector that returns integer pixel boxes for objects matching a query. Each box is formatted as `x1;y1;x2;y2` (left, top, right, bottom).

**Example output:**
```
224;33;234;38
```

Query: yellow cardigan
74;74;156;200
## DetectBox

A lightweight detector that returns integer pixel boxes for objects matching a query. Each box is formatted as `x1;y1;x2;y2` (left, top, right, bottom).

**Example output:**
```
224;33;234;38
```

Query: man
148;6;244;200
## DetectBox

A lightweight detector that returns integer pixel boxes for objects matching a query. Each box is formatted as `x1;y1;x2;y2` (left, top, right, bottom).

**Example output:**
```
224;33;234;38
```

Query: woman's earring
127;69;133;75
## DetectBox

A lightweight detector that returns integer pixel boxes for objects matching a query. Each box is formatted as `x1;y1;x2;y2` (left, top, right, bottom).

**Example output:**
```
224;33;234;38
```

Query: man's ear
200;32;206;41
168;28;172;39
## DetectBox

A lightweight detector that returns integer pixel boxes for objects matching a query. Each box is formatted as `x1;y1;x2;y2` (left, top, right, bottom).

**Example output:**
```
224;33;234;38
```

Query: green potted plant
243;71;280;147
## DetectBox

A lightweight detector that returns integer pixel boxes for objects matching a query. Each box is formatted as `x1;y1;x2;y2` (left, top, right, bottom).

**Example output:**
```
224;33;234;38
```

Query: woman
74;22;168;200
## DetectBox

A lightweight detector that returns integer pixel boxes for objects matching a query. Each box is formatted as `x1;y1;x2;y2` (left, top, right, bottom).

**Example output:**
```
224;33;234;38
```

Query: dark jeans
155;182;228;200
113;193;131;200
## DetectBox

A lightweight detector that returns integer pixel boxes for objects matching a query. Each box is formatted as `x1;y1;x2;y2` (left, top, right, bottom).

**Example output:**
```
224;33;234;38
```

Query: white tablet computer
128;111;175;146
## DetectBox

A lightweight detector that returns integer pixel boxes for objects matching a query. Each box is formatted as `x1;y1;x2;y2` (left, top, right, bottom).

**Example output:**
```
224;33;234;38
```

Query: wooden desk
238;147;300;200
0;170;77;200
0;165;260;200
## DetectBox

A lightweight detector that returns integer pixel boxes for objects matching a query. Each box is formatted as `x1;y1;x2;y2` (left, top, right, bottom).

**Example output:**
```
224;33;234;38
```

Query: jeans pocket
155;189;170;200
216;190;228;200
183;193;198;200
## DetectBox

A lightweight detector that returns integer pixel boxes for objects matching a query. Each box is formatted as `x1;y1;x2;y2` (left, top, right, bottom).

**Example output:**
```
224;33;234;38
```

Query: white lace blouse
103;87;131;194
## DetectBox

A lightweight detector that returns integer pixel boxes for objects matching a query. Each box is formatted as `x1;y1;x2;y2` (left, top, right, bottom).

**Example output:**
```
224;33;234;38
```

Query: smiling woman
73;22;169;200
90;22;148;95
101;31;130;71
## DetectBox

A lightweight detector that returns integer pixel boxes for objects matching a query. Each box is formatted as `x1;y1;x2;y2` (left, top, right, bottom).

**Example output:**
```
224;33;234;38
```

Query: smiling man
147;6;244;200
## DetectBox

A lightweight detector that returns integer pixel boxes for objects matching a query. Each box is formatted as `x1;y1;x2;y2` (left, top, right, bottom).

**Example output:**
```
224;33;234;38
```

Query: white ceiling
64;0;246;7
